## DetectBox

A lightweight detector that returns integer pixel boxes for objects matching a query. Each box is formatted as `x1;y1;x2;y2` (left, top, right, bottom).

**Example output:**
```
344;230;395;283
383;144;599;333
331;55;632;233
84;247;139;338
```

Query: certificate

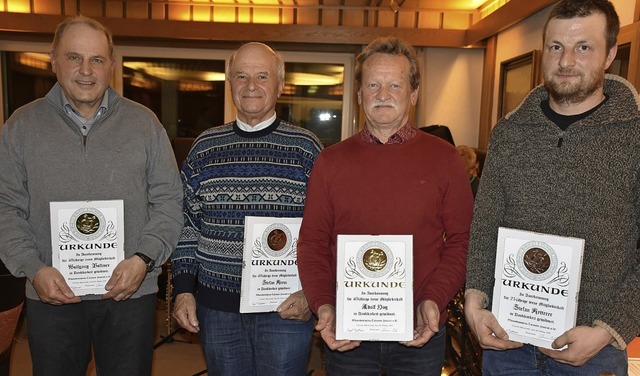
50;200;125;296
239;216;302;313
492;227;585;349
336;235;413;341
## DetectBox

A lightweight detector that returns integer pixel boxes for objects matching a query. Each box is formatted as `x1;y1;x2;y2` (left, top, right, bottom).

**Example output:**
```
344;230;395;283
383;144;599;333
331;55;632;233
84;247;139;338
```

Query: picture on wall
498;50;541;118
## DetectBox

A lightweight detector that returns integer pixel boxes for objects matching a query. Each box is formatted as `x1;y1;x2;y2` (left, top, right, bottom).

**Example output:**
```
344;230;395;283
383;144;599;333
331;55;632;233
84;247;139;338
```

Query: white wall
417;47;484;148
613;0;634;27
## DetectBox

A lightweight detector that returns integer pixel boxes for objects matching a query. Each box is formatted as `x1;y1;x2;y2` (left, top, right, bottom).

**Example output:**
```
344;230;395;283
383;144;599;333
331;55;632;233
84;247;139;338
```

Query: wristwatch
134;252;155;273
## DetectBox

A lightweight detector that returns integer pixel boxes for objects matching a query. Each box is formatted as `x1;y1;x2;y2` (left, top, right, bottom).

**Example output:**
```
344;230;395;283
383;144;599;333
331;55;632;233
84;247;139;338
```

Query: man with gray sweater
464;1;640;375
0;16;183;376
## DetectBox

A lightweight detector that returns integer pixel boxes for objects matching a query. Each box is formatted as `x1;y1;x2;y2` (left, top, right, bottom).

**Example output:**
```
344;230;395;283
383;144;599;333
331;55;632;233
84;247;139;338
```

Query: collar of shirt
236;112;277;132
62;91;109;135
359;123;417;144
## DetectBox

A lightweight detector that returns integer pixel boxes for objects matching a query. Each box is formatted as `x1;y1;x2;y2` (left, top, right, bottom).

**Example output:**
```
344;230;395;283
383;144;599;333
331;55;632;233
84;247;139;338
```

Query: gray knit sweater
466;75;640;348
0;83;184;300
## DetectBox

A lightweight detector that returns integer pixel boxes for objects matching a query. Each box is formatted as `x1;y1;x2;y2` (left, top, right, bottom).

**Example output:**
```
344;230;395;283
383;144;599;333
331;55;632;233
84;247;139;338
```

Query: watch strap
134;252;155;273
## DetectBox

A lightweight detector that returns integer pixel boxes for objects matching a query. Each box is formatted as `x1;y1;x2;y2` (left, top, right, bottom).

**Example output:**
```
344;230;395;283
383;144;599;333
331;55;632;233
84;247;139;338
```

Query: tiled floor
8;299;326;376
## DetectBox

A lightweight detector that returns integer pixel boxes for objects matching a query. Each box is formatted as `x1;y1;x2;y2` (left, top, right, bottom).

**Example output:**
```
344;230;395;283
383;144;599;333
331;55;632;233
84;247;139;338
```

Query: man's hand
32;266;81;305
277;290;312;321
173;293;200;333
464;293;523;350
402;300;439;347
316;304;360;352
538;325;613;366
103;256;147;301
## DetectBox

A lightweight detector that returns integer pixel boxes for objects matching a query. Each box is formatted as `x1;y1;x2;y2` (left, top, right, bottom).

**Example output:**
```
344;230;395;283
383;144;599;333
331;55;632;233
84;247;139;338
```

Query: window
1;44;354;147
2;50;55;121
116;47;354;146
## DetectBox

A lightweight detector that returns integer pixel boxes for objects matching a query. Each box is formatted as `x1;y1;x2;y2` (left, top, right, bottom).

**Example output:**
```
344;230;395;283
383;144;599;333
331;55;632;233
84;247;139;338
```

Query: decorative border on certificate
239;216;302;313
50;200;125;296
492;227;584;349
336;235;413;341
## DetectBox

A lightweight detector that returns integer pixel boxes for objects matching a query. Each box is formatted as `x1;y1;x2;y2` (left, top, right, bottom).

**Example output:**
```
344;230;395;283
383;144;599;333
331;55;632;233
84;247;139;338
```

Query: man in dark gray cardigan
465;0;640;375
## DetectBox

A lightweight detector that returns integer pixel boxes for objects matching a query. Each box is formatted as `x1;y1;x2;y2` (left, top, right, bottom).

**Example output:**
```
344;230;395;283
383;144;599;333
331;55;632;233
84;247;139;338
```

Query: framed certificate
492;227;585;349
336;235;413;341
239;216;302;313
50;200;125;296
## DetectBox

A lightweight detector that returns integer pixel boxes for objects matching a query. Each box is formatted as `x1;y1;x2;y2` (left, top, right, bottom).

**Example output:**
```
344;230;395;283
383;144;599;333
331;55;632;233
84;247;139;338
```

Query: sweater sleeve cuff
171;272;197;297
464;289;489;309
308;295;335;316
593;320;627;350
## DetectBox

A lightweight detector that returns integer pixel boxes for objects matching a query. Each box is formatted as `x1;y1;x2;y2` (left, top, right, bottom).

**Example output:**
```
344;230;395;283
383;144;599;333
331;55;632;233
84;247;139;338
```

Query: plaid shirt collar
359;123;417;144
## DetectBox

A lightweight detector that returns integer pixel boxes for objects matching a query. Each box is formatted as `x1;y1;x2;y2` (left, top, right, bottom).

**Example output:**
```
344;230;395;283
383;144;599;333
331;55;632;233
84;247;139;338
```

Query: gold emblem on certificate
240;216;302;313
492;227;584;349
50;200;125;296
336;235;413;341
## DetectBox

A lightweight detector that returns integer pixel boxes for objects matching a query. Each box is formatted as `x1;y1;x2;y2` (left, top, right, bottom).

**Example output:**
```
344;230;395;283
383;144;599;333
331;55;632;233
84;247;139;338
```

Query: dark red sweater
298;130;473;327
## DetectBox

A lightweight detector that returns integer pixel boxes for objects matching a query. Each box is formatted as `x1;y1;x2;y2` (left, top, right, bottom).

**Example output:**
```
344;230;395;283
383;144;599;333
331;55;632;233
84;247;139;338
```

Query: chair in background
419;124;455;146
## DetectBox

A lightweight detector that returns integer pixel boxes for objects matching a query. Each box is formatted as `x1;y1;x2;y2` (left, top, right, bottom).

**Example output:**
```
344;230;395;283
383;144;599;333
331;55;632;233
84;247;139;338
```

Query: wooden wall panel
377;10;396;28
167;4;189;21
33;0;60;14
151;3;166;20
322;9;341;26
617;23;640;91
78;0;103;17
417;12;441;29
63;0;78;16
105;2;123;18
280;9;294;24
397;11;416;29
296;9;318;25
343;10;365;27
237;8;251;23
478;35;497;150
443;12;470;30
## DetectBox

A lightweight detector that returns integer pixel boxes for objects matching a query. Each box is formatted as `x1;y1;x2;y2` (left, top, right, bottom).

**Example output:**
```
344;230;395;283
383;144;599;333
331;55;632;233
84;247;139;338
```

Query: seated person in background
456;145;480;197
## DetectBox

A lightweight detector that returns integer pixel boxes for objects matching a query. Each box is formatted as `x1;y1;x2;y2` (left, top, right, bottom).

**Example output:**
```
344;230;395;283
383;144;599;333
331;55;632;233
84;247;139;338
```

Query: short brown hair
355;37;420;92
543;0;620;52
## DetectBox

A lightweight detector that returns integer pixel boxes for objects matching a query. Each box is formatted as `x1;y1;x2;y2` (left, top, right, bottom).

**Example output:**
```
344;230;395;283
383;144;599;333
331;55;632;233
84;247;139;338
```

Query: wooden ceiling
0;0;557;48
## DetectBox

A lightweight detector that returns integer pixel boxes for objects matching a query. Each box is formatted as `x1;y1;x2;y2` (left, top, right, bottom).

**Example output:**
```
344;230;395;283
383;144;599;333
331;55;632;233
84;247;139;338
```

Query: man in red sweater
297;37;474;375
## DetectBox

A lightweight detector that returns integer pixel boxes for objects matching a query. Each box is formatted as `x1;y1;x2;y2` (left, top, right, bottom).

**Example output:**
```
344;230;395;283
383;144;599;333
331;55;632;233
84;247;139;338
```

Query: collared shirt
62;91;109;136
236;112;277;132
359;123;417;144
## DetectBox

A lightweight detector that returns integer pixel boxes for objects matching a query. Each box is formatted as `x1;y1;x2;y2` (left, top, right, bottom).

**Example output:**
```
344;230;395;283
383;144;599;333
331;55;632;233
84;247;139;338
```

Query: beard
544;67;605;105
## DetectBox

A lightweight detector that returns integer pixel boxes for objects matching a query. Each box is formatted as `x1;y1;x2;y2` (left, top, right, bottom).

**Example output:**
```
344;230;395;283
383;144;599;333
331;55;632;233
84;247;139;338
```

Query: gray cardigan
0;83;183;300
466;75;640;348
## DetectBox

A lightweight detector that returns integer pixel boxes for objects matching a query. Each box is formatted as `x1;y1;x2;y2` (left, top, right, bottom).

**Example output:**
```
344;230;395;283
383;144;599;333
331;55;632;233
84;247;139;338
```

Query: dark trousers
26;294;156;376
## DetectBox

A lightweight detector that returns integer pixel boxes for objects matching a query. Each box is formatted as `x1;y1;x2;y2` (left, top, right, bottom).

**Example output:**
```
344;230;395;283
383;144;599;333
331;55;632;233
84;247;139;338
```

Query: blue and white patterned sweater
171;118;323;312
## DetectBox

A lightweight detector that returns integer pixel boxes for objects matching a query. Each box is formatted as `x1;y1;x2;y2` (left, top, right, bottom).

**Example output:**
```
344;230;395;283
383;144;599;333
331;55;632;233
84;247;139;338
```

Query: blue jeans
25;294;156;376
197;304;314;376
483;344;628;375
324;326;446;376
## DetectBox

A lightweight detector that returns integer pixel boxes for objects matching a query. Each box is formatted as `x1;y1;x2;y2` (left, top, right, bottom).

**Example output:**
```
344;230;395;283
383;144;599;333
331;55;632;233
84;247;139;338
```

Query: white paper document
240;216;302;313
492;227;584;349
50;200;125;296
336;235;413;341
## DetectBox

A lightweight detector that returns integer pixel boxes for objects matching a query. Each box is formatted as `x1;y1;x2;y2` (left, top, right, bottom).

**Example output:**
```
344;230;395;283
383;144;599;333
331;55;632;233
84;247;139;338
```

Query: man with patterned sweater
171;42;323;375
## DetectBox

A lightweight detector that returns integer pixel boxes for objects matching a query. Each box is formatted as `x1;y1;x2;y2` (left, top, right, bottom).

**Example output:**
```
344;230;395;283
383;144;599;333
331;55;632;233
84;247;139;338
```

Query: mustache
555;68;582;76
371;102;395;107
